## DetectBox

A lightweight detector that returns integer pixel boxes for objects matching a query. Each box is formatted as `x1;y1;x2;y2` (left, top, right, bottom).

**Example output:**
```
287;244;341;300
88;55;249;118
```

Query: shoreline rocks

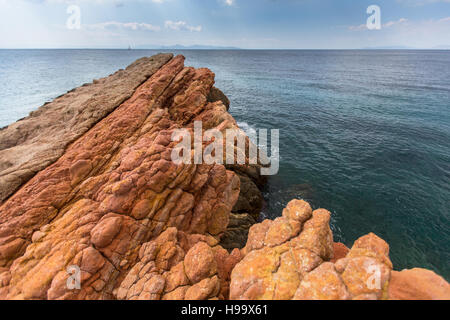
0;54;448;300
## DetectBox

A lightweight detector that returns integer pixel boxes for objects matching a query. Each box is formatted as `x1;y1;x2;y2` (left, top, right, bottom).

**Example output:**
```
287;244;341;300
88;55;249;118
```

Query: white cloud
346;16;450;48
383;18;408;28
164;20;202;32
224;0;235;5
348;24;368;31
348;18;408;31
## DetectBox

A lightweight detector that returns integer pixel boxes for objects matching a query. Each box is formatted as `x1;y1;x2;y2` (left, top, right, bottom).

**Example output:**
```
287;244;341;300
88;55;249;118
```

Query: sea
0;49;449;279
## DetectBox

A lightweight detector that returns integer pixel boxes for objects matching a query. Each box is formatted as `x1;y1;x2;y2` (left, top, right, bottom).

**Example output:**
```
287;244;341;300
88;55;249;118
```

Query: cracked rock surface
0;55;242;299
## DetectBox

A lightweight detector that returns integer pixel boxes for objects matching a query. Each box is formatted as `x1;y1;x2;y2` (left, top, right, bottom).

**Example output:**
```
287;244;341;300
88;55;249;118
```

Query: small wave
237;121;257;143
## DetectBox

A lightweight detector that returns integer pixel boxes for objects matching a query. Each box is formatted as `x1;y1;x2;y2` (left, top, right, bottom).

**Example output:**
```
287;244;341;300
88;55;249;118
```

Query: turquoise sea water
0;49;449;279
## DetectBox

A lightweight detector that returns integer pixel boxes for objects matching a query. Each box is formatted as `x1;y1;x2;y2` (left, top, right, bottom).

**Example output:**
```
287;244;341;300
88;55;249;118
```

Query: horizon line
1;48;450;51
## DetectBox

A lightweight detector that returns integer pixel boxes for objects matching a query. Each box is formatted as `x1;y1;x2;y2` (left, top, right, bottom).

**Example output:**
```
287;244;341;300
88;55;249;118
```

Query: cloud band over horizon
0;0;449;49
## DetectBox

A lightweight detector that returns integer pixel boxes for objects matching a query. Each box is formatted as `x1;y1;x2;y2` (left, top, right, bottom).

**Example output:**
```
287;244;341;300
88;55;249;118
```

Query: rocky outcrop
115;227;241;300
389;268;450;300
229;200;449;300
0;55;245;299
0;54;448;300
230;199;430;300
0;53;173;204
207;87;230;111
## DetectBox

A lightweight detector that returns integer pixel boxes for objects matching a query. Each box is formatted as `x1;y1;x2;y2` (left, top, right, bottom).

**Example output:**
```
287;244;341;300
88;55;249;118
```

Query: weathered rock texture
230;200;392;300
0;55;246;299
0;54;448;300
115;227;241;300
230;199;449;300
220;213;256;251
0;53;173;203
389;268;450;300
221;165;265;250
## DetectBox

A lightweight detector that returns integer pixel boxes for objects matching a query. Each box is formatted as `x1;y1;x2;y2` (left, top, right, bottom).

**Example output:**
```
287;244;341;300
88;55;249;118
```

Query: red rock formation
0;55;243;299
389;268;450;300
331;242;350;263
230;200;449;300
231;200;393;300
0;54;173;203
0;54;448;300
115;227;241;300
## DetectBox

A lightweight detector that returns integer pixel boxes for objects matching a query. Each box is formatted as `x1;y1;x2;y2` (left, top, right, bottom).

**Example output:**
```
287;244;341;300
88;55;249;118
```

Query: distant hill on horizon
134;44;241;50
362;45;450;50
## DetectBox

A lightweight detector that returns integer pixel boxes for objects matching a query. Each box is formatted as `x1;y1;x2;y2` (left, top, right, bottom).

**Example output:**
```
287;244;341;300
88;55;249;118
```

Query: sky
0;0;449;49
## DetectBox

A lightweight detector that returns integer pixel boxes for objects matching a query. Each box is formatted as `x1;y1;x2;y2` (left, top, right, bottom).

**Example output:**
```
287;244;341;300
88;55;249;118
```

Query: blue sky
0;0;449;49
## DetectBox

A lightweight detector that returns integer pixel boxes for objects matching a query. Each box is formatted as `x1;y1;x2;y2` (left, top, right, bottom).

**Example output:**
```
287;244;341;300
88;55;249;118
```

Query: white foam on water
237;121;257;143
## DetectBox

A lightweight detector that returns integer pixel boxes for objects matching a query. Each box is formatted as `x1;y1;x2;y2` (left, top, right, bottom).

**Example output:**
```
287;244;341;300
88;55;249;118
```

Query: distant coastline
1;47;450;50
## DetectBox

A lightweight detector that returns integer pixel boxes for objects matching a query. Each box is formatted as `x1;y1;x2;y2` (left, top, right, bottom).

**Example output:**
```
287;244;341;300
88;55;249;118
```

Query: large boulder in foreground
230;199;449;300
115;227;242;300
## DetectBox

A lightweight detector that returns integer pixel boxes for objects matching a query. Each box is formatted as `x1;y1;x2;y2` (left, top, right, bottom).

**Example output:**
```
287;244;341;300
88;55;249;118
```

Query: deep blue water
0;49;449;279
